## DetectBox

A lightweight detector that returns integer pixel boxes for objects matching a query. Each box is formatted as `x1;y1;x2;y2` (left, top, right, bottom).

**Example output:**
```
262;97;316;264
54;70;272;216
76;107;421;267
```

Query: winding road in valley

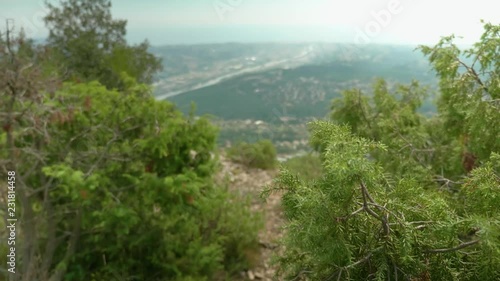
154;46;314;100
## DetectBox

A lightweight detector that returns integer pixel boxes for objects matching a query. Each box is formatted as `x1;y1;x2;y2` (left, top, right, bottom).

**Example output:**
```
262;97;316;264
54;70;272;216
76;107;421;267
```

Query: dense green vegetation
263;22;500;280
1;1;499;280
227;140;278;170
0;1;260;280
44;0;162;90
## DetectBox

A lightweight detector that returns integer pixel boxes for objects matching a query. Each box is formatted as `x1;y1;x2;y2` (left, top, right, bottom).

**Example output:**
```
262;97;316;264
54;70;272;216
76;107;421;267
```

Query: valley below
152;42;438;158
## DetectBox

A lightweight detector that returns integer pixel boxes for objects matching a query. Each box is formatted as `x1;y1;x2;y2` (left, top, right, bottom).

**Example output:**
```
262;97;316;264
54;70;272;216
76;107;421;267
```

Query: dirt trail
216;155;285;281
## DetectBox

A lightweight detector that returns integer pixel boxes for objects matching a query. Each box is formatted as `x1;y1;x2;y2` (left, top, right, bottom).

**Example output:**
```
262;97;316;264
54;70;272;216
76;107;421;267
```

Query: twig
360;182;390;236
325;247;382;281
457;59;490;97
425;240;480;254
290;270;313;281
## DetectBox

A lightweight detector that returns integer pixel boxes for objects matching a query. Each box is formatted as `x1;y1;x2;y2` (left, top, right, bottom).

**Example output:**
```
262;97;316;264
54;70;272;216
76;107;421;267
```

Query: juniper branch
425;240;480;254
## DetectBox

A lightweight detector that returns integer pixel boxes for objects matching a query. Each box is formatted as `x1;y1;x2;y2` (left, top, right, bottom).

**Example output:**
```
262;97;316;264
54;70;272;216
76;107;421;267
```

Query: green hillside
168;49;437;123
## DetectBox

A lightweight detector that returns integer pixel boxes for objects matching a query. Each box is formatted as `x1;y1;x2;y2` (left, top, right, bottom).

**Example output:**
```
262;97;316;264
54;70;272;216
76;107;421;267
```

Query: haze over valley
151;42;438;155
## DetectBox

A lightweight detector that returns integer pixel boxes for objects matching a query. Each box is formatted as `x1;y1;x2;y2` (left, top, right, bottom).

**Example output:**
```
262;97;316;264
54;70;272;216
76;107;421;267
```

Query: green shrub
1;78;262;281
282;153;322;181
264;122;500;281
227;139;277;170
1;3;262;279
262;23;500;281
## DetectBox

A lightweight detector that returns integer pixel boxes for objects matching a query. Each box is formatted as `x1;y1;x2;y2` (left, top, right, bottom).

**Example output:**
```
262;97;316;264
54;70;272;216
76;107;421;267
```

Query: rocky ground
216;155;285;281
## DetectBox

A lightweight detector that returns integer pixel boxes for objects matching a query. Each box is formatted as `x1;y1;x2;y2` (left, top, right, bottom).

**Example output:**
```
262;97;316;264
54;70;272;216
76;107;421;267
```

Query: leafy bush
0;74;262;280
1;2;263;280
227;139;278;170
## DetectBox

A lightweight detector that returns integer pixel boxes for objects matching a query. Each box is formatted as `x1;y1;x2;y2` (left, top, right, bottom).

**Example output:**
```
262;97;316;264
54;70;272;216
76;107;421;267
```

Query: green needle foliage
263;22;500;281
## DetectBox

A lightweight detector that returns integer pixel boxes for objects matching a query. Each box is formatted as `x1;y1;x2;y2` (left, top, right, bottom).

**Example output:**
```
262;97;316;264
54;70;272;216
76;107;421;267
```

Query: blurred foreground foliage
0;1;261;280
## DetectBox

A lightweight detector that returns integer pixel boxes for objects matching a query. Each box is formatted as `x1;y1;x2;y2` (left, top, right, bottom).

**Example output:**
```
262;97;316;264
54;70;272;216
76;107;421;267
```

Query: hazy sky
1;0;498;46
